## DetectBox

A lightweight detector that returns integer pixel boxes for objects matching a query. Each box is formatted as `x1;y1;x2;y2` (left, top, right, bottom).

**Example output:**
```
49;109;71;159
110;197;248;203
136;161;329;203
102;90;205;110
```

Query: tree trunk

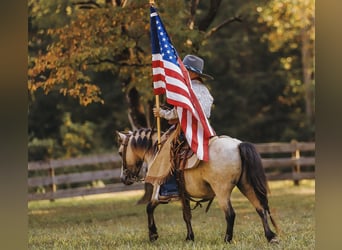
126;86;148;129
301;28;314;123
198;0;223;31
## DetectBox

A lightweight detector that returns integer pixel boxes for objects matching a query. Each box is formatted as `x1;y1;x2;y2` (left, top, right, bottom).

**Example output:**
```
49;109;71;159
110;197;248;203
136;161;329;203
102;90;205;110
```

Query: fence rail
28;141;315;201
255;141;315;183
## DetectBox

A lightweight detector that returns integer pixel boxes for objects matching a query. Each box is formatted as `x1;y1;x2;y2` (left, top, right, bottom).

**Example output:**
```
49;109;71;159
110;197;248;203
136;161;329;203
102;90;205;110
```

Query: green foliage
28;180;315;249
59;112;98;157
28;0;72;29
28;138;58;161
199;0;314;142
257;0;315;128
257;0;314;53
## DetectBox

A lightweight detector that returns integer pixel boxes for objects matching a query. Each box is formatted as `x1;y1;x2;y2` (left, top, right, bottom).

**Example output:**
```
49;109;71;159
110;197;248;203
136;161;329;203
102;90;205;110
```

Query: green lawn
28;180;315;249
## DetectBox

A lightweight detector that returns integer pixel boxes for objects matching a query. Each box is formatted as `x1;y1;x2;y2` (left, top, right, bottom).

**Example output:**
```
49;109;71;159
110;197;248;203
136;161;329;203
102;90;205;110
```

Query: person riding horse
116;128;279;243
153;54;214;201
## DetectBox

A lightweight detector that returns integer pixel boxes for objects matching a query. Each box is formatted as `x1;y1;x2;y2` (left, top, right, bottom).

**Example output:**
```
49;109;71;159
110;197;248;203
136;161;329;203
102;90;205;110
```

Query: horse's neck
130;129;159;164
145;134;159;163
143;130;172;166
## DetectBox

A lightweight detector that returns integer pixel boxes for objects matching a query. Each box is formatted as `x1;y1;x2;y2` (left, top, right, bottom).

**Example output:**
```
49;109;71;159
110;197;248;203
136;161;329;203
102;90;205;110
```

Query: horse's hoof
185;236;194;241
269;237;279;244
224;235;233;243
149;233;158;242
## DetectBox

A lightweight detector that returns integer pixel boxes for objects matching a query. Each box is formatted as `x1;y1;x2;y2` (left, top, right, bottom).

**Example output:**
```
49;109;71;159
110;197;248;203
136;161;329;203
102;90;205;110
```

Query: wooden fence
255;141;315;184
28;141;315;201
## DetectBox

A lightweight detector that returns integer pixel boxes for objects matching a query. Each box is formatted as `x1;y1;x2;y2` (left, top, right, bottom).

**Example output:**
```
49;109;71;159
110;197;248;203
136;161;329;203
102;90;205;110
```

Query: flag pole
155;95;161;149
149;0;161;148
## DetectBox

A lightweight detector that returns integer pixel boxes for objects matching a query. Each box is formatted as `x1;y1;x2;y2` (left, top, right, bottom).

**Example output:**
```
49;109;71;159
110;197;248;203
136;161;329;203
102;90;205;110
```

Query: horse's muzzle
121;175;134;185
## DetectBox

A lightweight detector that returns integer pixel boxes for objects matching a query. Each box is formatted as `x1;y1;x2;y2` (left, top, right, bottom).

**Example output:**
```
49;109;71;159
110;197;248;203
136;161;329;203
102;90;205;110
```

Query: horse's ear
115;131;126;144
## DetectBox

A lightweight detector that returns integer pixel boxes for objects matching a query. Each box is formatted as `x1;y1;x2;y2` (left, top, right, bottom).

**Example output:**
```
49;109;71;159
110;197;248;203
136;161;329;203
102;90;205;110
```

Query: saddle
172;139;200;171
173;135;219;170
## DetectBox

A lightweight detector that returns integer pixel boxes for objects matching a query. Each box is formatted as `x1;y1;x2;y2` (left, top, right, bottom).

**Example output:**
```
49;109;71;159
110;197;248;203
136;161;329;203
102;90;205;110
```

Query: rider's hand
153;107;160;117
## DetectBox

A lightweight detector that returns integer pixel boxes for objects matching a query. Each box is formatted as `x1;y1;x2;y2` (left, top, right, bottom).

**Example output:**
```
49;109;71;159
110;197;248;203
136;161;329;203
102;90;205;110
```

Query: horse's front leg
146;201;159;242
181;197;194;241
146;184;161;241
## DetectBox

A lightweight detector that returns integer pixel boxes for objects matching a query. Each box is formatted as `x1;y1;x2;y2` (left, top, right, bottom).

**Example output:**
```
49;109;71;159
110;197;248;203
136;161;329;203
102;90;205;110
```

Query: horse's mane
130;128;158;153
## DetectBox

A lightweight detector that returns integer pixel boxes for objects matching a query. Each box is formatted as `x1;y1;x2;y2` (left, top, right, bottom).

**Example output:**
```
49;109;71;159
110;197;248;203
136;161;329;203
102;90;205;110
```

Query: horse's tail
238;142;279;233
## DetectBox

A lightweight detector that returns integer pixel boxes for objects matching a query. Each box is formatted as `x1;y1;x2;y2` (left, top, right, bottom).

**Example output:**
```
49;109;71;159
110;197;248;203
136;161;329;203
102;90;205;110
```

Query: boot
158;173;179;201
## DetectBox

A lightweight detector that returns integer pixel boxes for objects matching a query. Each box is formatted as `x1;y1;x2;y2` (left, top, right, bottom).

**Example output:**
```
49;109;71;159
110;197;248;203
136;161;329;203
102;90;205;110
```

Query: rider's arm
153;107;178;120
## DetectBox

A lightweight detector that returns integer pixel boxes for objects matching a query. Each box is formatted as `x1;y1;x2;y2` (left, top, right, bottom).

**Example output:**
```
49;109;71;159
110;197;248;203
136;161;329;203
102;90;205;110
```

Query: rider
153;54;214;201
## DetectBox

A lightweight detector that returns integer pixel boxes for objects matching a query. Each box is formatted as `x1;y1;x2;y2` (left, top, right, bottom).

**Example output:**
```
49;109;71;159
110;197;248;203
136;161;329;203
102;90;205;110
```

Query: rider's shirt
159;79;213;120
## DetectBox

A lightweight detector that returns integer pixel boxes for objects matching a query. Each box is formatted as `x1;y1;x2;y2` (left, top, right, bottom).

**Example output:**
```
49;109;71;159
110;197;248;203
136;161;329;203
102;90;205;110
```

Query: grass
28;180;315;249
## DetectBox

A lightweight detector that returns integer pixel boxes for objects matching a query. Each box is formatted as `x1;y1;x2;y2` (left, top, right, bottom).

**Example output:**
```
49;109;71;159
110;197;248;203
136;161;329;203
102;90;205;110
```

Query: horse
116;128;279;243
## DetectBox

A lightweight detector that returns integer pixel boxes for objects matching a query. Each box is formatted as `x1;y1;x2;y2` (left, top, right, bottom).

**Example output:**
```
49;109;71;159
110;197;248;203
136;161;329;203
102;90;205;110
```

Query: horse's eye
119;151;122;157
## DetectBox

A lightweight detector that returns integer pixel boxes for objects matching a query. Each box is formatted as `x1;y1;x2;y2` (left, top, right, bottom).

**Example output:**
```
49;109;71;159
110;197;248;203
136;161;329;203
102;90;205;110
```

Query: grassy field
28;180;315;250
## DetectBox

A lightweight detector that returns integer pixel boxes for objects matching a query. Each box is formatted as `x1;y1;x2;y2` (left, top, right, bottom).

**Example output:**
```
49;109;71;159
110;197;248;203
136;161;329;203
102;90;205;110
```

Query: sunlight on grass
29;180;315;249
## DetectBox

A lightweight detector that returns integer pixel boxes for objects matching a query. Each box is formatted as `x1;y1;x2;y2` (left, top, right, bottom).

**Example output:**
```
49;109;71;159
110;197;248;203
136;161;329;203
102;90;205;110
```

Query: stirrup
158;194;180;202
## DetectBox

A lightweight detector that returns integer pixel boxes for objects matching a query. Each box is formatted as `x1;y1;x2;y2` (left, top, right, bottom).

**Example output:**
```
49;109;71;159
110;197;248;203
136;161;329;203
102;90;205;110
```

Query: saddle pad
184;136;218;170
184;154;200;169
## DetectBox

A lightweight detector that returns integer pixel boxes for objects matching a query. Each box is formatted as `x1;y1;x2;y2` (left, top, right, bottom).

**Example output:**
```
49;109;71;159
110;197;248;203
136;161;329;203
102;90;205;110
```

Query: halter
121;133;145;182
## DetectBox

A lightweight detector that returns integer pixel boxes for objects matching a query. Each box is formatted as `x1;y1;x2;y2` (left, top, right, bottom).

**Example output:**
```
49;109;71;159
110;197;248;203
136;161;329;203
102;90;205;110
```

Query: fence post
291;140;301;186
49;163;57;201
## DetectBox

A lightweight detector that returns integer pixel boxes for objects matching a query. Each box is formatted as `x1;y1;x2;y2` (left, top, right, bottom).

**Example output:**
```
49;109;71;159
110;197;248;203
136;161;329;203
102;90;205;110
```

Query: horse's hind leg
211;184;236;243
238;184;278;242
256;206;278;243
146;201;159;242
238;142;278;243
222;199;236;243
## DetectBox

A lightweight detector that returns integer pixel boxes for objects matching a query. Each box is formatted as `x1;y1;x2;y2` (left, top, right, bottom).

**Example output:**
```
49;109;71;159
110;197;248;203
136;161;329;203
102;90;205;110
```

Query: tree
257;0;315;124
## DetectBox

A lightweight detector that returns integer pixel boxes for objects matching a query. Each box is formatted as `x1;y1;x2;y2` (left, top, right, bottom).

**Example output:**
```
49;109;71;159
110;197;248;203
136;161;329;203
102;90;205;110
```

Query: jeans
159;172;178;196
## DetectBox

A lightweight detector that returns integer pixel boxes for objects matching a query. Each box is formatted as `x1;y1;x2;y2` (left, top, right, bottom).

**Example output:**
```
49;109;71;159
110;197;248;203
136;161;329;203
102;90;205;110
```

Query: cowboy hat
182;54;214;80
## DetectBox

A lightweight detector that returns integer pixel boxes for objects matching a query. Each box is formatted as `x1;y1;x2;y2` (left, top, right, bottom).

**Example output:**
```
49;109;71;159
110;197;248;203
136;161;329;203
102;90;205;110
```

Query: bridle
120;133;144;182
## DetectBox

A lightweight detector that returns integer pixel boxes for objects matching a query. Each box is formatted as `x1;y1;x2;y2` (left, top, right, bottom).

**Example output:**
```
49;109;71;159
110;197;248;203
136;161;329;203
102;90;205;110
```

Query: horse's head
116;129;157;185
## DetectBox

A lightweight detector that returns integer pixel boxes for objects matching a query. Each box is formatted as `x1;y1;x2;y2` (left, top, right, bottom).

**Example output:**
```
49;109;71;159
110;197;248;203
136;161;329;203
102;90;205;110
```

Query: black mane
131;128;157;152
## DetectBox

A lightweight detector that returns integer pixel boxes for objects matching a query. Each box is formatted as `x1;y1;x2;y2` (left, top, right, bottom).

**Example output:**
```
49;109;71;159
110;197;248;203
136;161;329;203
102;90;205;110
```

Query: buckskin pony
116;128;279;243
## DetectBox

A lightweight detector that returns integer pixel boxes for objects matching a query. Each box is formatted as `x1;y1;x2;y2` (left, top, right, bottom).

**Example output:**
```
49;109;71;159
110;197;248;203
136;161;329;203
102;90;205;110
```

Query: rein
121;134;133;179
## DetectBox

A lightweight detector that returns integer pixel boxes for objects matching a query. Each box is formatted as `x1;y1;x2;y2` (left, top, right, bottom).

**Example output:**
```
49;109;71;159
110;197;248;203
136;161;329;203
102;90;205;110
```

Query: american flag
150;6;215;161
